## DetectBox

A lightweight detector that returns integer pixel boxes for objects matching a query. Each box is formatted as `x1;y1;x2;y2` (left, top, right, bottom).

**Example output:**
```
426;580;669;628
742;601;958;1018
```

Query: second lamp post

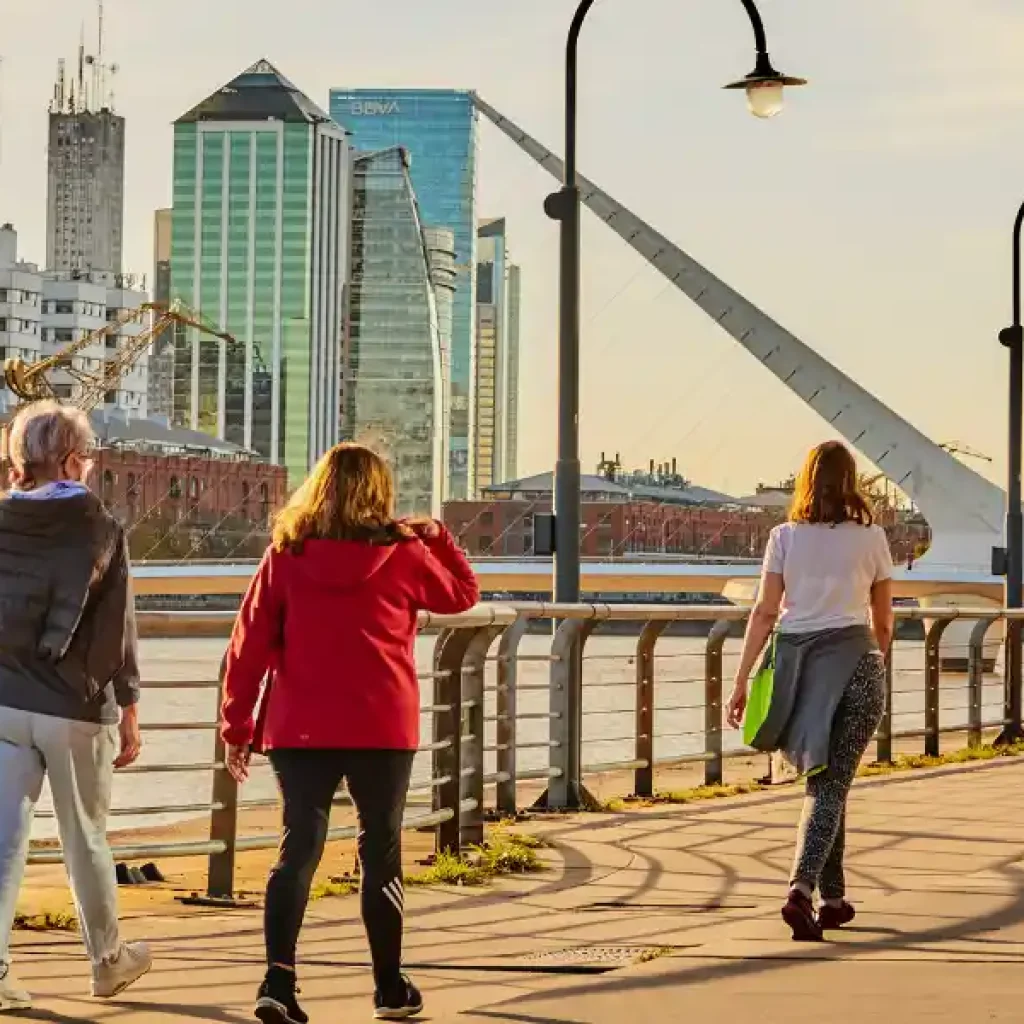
544;0;806;607
540;0;804;809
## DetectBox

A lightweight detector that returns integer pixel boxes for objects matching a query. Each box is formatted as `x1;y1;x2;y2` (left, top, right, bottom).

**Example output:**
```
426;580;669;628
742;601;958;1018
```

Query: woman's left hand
398;517;441;540
726;684;748;730
225;744;251;784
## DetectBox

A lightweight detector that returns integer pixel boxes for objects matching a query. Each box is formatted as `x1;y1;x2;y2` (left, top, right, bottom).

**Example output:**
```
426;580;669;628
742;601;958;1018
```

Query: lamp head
724;52;807;119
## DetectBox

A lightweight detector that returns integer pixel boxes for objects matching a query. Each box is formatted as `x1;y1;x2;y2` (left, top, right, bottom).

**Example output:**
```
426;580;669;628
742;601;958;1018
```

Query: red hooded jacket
220;526;479;751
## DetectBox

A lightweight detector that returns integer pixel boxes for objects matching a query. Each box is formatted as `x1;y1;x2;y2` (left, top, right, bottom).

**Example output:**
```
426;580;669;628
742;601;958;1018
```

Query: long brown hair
788;441;874;527
273;443;399;553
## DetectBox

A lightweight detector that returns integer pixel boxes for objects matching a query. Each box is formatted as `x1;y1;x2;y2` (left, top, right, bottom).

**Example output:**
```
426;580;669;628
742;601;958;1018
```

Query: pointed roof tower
175;59;336;125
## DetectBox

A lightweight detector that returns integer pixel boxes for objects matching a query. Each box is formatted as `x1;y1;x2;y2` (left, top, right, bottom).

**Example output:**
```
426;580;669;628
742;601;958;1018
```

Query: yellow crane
862;441;993;494
940;441;993;464
3;300;233;412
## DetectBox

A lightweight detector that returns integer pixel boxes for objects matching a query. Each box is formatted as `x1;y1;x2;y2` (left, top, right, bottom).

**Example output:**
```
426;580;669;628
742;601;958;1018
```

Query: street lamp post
541;0;804;807
997;203;1024;745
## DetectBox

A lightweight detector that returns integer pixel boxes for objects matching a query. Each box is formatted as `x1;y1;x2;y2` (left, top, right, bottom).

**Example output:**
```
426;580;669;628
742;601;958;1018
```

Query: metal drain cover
522;946;661;966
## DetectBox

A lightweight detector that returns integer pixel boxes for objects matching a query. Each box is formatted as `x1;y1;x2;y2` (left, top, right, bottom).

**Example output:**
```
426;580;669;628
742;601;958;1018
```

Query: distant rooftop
738;489;793;509
176;59;336;126
91;411;255;459
483;471;737;508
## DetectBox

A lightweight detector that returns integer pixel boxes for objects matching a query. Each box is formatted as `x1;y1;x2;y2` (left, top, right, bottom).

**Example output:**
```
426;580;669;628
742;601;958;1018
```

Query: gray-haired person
0;401;151;1011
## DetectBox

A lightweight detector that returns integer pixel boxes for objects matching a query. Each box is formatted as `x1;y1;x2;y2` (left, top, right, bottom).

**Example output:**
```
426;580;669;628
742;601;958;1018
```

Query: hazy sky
2;0;1022;496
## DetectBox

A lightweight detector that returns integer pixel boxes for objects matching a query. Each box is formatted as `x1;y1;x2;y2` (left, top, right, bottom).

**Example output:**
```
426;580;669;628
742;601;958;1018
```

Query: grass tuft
603;740;1024;811
409;830;545;888
635;946;675;964
309;877;359;901
311;830;546;901
859;740;1024;778
13;910;78;932
407;850;490;888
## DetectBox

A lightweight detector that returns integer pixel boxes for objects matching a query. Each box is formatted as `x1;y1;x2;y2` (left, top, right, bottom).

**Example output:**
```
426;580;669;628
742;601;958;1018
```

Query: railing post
545;614;599;809
634;619;667;798
433;628;468;856
876;646;894;765
495;616;530;816
460;626;504;848
704;619;732;787
1001;612;1024;744
207;658;238;899
967;617;996;749
924;615;955;758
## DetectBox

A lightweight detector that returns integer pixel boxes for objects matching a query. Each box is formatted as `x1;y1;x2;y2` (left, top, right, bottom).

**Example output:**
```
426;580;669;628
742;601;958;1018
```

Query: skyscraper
505;262;521;482
46;71;125;274
171;60;352;482
328;89;478;498
148;208;173;419
474;218;521;490
344;148;447;515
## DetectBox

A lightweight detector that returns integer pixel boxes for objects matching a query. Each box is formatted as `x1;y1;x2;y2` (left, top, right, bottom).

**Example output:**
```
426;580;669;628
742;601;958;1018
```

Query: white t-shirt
763;521;893;634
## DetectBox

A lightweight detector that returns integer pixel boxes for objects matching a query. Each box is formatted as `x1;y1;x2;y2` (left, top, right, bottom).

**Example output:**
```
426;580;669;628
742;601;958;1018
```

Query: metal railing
26;604;1023;900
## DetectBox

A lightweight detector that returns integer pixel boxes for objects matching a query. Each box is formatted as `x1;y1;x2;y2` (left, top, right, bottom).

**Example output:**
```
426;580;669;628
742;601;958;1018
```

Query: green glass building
345;148;448;516
171;60;351;482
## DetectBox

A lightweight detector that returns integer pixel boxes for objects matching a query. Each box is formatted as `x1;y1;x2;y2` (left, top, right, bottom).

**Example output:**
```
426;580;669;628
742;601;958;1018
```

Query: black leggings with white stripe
266;748;415;995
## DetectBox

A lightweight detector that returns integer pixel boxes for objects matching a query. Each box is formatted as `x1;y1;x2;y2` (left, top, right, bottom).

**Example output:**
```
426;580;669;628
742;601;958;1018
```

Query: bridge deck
10;756;1024;1022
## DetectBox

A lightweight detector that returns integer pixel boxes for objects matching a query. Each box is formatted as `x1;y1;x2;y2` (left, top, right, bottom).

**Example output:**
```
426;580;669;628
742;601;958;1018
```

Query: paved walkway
8;758;1024;1023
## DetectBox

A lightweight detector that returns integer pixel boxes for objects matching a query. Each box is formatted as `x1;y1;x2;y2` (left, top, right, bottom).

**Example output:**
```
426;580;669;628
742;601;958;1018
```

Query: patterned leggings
791;654;886;900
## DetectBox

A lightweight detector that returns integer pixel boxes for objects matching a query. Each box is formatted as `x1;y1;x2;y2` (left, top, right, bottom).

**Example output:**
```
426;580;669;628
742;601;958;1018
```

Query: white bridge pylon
472;94;1004;575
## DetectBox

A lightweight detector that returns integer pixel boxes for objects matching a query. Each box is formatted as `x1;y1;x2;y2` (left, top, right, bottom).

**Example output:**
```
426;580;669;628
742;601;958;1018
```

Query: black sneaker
255;968;309;1024
781;889;824;942
374;975;424;1020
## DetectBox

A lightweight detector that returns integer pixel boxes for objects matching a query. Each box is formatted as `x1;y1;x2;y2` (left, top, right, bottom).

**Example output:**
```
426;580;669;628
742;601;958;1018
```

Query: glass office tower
172;60;351;482
329;89;477;498
475;218;521;490
344;148;445;516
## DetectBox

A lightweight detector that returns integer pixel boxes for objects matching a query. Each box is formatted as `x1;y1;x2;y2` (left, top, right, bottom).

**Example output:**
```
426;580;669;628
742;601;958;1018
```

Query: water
28;635;1007;839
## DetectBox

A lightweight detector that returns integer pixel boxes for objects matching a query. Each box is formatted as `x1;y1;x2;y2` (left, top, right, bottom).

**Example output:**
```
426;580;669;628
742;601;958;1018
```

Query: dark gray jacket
0;491;140;724
749;625;878;775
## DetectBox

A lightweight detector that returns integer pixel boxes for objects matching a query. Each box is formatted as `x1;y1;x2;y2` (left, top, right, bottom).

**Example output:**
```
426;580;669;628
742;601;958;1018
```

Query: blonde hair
7;401;94;488
272;443;397;553
789;441;874;527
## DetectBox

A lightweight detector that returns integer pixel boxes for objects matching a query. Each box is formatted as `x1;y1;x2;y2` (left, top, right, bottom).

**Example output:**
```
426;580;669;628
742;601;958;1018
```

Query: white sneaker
91;941;152;999
0;962;32;1011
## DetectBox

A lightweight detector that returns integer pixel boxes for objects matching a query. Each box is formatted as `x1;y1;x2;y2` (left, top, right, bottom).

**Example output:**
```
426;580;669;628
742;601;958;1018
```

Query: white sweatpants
0;705;121;967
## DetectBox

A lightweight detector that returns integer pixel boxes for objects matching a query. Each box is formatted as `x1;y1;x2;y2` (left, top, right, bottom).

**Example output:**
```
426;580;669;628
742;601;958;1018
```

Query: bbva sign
350;101;401;116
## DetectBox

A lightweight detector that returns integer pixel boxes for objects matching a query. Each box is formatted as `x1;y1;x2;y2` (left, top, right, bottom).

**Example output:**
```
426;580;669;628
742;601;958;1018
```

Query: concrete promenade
9;757;1024;1023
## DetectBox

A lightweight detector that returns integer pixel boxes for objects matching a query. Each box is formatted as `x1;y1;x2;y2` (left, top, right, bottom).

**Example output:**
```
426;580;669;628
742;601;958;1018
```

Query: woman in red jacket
220;443;479;1024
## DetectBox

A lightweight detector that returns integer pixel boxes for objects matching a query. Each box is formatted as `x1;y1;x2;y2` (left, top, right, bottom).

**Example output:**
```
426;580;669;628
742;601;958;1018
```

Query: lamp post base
994;724;1024;747
531;784;602;812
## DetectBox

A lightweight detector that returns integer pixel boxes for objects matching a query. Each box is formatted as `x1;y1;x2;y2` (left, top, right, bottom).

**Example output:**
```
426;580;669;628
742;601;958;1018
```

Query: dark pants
791;655;887;899
265;748;415;994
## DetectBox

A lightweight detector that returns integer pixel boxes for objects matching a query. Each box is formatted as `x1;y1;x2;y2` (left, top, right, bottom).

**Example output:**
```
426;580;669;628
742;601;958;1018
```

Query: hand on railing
114;704;142;769
225;743;252;784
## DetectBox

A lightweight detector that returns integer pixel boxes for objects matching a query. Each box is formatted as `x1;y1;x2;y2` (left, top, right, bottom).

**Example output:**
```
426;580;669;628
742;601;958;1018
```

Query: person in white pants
0;402;151;1011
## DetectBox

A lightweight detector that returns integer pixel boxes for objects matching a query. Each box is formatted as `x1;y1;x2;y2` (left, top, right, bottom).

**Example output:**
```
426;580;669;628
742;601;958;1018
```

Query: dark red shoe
818;901;856;931
781;889;824;942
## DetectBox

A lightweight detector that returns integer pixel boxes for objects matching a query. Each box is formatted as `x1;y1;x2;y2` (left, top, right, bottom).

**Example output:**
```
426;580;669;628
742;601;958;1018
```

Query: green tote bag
743;635;777;748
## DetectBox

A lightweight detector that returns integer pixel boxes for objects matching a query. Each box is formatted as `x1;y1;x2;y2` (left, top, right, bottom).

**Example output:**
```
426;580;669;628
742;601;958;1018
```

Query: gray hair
8;401;94;483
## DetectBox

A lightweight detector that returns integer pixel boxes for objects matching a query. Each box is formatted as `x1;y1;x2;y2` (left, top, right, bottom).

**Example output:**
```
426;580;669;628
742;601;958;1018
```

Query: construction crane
940;441;993;464
4;300;233;412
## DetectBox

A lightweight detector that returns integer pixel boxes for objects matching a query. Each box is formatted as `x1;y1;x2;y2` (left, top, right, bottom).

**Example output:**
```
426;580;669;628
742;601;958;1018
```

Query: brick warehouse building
445;497;779;559
444;469;929;563
93;448;286;541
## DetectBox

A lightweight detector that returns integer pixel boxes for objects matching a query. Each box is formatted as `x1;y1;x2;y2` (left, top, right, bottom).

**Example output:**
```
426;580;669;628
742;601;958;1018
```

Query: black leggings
265;748;415;994
791;654;886;899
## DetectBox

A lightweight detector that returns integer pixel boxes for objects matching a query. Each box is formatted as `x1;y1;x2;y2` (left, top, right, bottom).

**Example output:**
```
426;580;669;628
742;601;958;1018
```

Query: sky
2;0;1023;498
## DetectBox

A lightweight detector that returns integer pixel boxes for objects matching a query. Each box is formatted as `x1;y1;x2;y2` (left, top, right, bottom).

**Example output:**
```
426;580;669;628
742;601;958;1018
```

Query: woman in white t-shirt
726;441;894;941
